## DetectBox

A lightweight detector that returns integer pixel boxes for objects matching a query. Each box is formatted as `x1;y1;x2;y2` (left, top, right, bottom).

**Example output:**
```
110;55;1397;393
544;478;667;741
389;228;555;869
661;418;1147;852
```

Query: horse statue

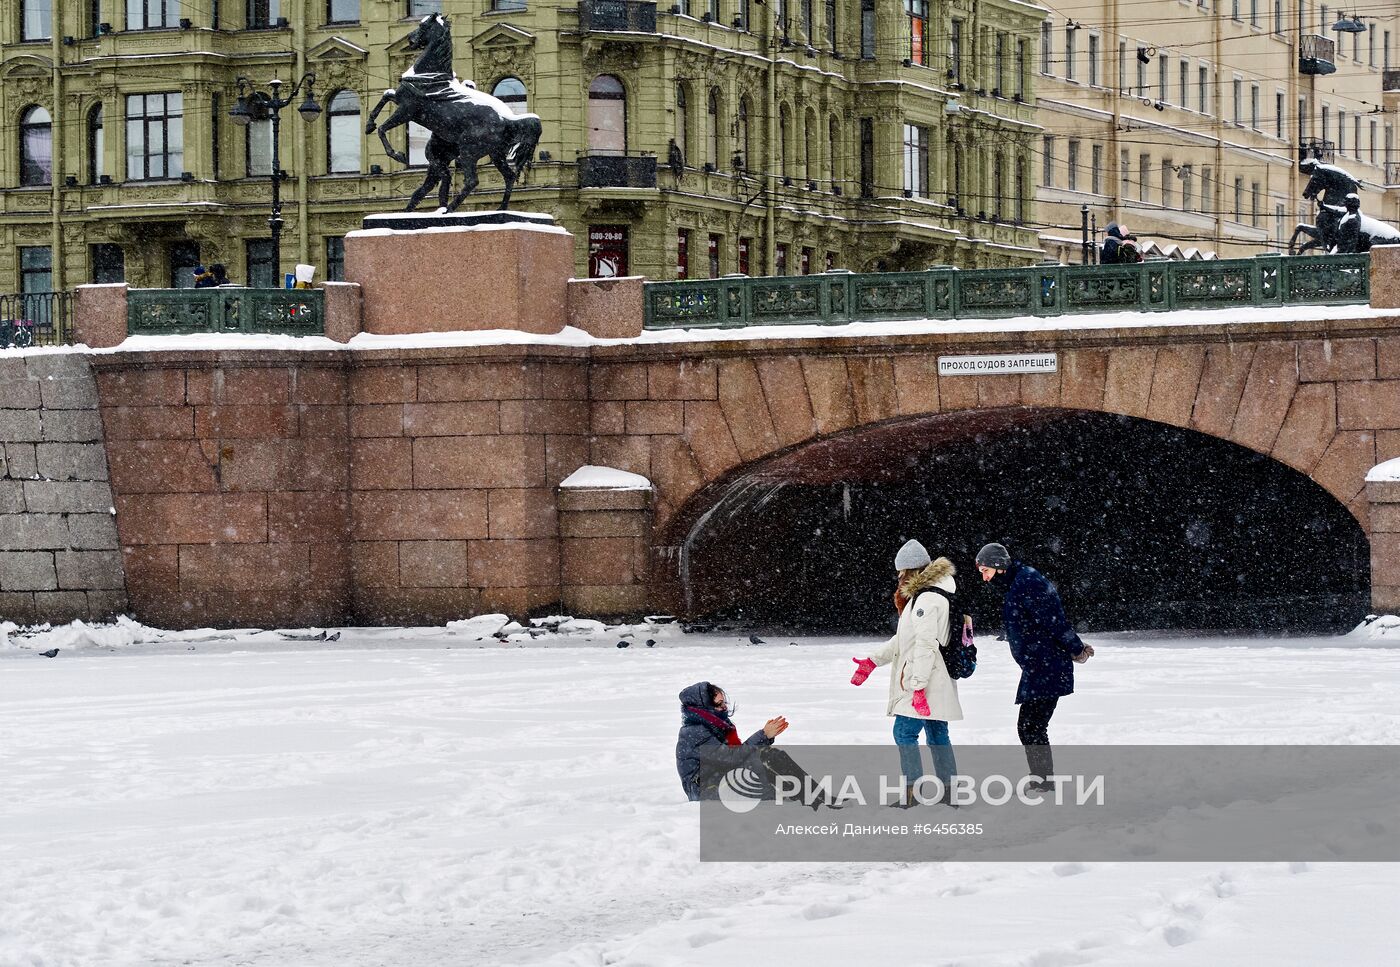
1289;160;1400;254
366;13;542;212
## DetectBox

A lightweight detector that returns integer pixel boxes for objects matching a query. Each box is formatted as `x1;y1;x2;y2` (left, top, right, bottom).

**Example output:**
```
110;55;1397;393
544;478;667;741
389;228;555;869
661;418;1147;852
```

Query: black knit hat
975;542;1011;569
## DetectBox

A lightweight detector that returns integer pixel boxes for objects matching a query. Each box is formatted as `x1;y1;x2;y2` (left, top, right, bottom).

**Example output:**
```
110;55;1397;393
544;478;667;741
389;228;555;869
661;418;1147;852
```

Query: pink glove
963;617;975;648
911;689;931;716
850;657;876;686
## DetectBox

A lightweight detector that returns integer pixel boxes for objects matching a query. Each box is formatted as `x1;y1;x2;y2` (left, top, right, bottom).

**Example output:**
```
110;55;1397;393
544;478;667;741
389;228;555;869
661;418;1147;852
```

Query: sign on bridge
938;353;1058;376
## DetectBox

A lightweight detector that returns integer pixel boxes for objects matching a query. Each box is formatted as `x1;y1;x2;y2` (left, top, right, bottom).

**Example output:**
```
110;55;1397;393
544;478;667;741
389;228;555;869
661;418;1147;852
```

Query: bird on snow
645;639;656;647
748;634;765;645
39;648;59;658
616;640;630;649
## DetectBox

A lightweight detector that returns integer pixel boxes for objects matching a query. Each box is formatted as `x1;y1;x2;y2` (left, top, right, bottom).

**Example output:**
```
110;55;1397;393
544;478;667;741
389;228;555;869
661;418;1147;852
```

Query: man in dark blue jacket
976;543;1095;790
676;681;838;808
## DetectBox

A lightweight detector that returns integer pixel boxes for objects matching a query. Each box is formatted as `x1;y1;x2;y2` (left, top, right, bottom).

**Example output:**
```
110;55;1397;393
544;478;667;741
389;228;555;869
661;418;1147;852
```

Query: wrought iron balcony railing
578;0;657;32
642;254;1370;329
127;288;324;336
1299;34;1337;75
578;153;659;189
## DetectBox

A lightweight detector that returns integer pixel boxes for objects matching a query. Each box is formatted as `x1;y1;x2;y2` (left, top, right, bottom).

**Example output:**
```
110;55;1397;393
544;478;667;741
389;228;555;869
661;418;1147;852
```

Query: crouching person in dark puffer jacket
675;681;841;810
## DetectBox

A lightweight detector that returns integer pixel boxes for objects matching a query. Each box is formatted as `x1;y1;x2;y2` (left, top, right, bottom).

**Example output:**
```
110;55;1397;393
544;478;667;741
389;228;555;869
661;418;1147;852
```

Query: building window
906;0;928;66
776;243;788;276
1041;21;1052;74
950;19;962;83
1369;24;1376;66
1087;34;1099;87
588;225;628;278
23;0;52;40
20;106;52;187
708;233;721;278
706;88;721;169
325;236;345;282
1043;135;1055;188
1091;143;1103;194
1201;166;1212;214
247;239;277;289
1015;160;1025;223
826;251;836;271
1158;54;1168;99
992;153;1004;219
825;0;836;52
1067;139;1079;191
676;229;690;280
1273;0;1281;34
1251;182;1260;227
1231;0;1240;19
1249;0;1257;26
247;0;282;28
1118;41;1126;91
126;92;183;180
1232;76;1242;125
1138;153;1150;202
1275;91;1284;139
1338;110;1346;154
1371;119;1378;164
737;98;751;170
801;0;813;44
1016;39;1027;98
327;90;360;173
408;0;441;13
1250;84;1259;129
859;117;873;197
1198;66;1208;113
902;124;928;197
20;247;52;295
167;240;199;288
327;0;358;22
860;0;875;59
1136;56;1146;96
1354;115;1361;160
675;84;688;162
1181;165;1193;210
1161;160;1173;208
407;122;429;166
1064;26;1076;81
129;0;181;29
247;112;274;177
587;75;626;155
1120;149;1130;199
491;77;527;116
828;116;840;183
738;236;751;275
995;33;1006;92
779;105;790;177
495;0;527;9
91;244;125;284
1233;177;1244;222
87;104;104;184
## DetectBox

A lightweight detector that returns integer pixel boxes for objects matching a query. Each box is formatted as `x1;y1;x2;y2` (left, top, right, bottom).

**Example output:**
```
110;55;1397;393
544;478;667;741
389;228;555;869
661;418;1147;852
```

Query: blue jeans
893;715;956;788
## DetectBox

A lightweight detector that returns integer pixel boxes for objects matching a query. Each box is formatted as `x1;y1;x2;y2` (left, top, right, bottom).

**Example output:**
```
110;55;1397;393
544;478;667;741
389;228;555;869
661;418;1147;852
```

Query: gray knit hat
894;539;932;570
975;542;1011;569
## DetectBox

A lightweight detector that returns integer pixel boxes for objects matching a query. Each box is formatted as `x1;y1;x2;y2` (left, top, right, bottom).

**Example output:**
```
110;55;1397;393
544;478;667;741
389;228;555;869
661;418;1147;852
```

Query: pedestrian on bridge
976;543;1094;793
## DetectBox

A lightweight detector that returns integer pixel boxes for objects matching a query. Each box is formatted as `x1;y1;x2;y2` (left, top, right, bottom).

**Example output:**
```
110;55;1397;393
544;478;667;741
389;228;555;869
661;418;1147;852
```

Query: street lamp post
229;73;322;286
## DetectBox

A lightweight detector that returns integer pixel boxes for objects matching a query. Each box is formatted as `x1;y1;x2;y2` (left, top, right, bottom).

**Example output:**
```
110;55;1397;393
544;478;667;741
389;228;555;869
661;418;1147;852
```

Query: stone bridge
34;234;1400;629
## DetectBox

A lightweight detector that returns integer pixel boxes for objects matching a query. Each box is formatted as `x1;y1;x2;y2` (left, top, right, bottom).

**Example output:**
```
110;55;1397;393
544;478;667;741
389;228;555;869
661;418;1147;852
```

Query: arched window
675;84;689;160
587;75;626;155
20;106;52;187
492;77;528;116
88;104;104;184
706;88;721;169
327;90;360;174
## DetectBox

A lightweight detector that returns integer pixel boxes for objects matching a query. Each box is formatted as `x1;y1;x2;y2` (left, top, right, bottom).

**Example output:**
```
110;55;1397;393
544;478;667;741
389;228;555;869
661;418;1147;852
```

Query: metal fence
0;291;75;347
642;254;1372;330
127;288;325;337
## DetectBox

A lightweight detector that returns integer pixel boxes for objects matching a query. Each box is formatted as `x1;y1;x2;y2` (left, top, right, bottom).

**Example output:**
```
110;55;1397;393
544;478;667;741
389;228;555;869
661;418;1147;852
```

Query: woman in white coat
850;539;963;807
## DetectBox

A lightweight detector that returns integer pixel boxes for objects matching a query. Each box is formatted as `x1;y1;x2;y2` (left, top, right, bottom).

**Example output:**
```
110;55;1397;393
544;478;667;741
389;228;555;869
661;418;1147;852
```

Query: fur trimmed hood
901;556;956;600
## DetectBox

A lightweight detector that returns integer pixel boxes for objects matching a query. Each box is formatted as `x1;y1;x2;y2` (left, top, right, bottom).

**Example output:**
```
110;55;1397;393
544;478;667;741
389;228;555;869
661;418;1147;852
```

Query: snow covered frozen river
3;628;1399;966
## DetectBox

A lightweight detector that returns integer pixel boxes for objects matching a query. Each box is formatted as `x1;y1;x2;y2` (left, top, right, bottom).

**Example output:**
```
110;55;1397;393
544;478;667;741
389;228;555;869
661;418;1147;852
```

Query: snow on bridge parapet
557;466;653;617
1365;458;1400;484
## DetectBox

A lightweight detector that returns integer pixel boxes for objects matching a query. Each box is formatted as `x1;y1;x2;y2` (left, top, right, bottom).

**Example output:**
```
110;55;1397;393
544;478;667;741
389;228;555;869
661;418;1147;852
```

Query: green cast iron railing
127;288;325;337
642;253;1372;330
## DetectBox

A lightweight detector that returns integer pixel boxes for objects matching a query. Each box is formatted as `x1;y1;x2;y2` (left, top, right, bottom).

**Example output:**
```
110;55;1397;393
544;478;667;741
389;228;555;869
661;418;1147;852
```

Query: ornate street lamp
1331;13;1367;33
229;72;322;286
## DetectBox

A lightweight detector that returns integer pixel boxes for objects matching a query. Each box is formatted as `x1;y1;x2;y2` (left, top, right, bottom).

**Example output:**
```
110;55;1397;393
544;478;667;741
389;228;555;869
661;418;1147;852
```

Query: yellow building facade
1034;0;1400;262
2;0;1049;294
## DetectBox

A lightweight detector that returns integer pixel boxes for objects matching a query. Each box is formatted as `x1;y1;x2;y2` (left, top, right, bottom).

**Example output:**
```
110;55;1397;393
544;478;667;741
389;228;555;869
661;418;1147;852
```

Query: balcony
578;0;657;32
1299;34;1337;75
578;154;658;189
1384;69;1400;93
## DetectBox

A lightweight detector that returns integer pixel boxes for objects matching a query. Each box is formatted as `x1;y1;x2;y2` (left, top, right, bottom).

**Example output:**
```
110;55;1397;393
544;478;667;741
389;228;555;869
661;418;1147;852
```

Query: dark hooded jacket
1100;223;1124;265
676;681;772;801
990;562;1087;704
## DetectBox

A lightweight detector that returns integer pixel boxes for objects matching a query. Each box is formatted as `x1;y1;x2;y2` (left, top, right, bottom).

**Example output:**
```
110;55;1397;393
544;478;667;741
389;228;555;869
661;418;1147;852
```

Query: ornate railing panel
642;254;1371;329
0;291;75;347
127;288;324;336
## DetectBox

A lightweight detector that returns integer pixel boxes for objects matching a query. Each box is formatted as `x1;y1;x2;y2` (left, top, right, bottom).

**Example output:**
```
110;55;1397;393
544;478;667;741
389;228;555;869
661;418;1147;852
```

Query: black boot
1025;744;1054;786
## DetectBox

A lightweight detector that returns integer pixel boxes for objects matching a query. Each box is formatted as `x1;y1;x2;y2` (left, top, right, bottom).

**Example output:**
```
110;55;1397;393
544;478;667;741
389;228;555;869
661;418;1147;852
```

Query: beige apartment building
1034;0;1399;262
0;0;1050;297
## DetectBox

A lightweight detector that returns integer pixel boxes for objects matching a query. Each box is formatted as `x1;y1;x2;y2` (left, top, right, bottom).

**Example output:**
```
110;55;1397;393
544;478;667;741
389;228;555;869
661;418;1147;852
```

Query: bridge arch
630;333;1385;628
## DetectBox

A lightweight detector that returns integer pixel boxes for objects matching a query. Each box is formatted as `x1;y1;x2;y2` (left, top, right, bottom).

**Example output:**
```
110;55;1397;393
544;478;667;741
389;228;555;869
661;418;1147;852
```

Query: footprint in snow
686;929;727;948
800;902;847;920
1162;921;1199;947
1051;861;1089;877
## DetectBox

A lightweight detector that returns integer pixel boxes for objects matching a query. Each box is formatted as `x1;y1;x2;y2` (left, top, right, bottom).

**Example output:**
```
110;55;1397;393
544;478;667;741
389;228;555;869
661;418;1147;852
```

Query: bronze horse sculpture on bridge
366;13;541;212
1288;160;1400;255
